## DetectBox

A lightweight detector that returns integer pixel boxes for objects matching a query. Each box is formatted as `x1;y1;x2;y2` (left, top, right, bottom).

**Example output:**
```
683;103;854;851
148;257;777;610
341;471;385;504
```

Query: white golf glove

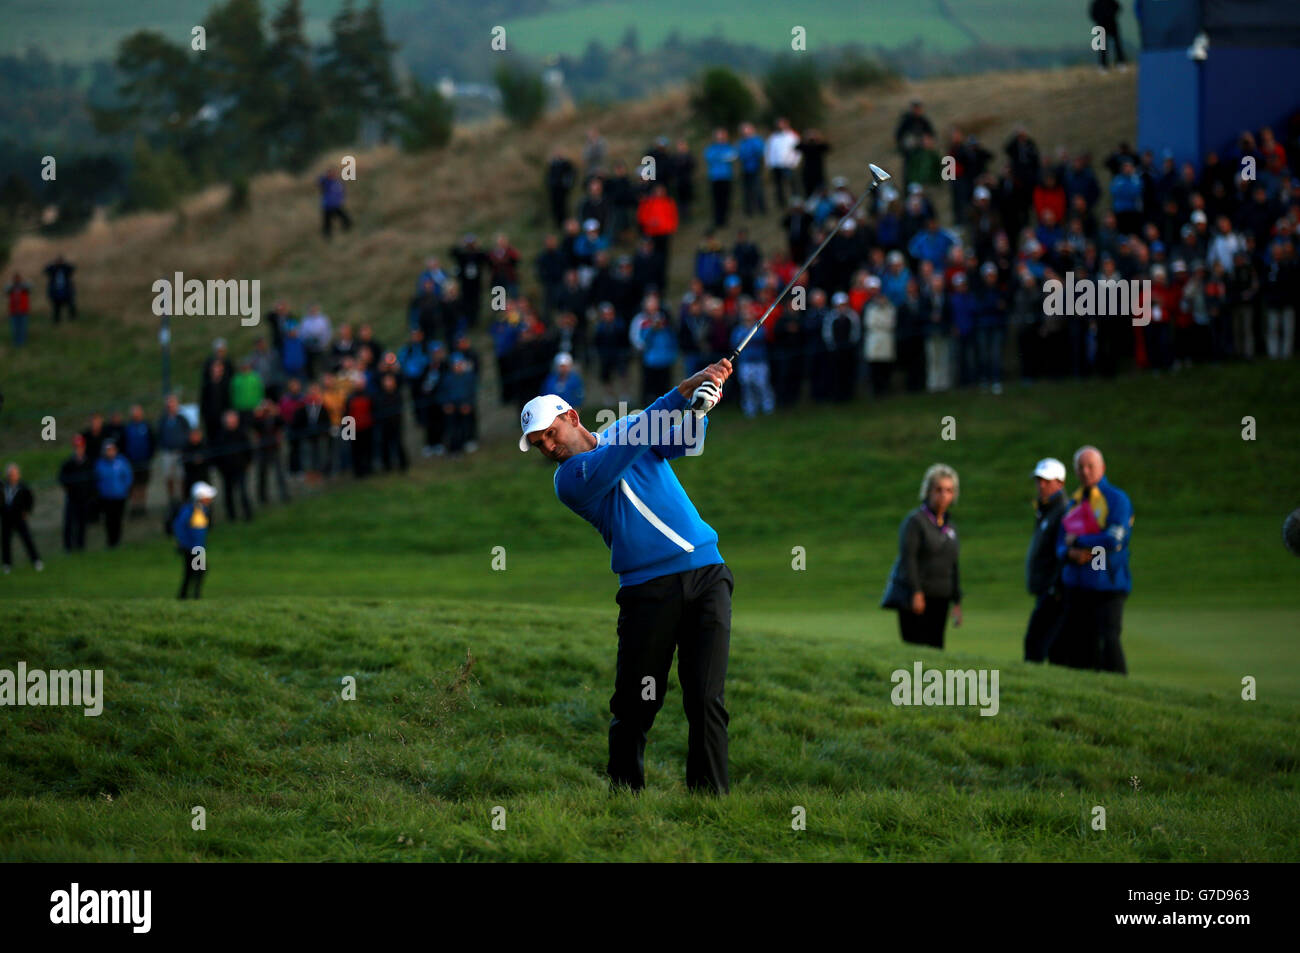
690;380;722;417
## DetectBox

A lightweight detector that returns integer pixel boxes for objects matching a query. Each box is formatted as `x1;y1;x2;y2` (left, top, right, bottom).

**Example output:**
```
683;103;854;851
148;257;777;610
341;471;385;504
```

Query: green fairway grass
2;361;1298;860
1;598;1295;861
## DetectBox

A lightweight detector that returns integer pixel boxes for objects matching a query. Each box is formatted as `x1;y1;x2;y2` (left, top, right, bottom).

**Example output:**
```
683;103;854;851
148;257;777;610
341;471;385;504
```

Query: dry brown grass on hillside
7;66;1136;436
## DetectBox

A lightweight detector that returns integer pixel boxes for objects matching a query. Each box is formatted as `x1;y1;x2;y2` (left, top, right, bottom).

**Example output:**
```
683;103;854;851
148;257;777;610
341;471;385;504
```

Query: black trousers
352;430;374;477
322;206;352;237
1024;590;1066;662
1058;588;1127;673
63;499;89;551
178;552;206;599
609;563;734;794
101;498;126;547
1;516;40;565
741;170;765;215
51;297;76;322
898;596;949;648
1097;22;1126;66
424;404;446;447
221;470;253;520
256;450;289;503
379;425;408;471
710;179;732;229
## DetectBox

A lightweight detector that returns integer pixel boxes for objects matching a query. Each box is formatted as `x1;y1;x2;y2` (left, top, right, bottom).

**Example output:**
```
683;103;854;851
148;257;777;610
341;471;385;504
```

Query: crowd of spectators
513;108;1299;414
8;100;1300;570
25;291;484;561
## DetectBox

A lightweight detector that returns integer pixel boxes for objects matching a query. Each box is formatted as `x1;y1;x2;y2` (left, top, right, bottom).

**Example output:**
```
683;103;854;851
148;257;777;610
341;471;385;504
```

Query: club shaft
727;180;880;362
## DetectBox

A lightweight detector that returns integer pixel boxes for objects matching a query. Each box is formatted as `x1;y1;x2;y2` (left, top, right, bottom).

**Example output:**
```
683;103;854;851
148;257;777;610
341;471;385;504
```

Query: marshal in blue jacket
1056;476;1133;593
554;388;723;587
172;500;211;552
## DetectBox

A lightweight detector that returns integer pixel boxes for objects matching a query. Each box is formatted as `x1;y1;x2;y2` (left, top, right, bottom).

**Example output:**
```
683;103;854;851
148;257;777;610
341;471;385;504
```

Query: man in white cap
520;358;734;794
173;481;217;600
1023;458;1069;662
542;352;584;409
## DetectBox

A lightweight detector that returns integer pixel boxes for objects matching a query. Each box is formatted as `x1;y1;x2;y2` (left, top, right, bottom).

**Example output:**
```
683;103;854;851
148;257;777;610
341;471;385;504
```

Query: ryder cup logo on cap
1032;458;1066;482
519;394;573;451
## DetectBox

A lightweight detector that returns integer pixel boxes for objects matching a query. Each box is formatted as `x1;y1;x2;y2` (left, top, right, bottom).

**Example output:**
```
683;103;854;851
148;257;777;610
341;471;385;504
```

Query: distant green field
2;361;1298;860
1;0;1141;62
509;0;1141;57
513;0;969;56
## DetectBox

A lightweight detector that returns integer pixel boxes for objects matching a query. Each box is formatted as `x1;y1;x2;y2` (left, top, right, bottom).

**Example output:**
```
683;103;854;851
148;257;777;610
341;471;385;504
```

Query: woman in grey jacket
882;463;964;647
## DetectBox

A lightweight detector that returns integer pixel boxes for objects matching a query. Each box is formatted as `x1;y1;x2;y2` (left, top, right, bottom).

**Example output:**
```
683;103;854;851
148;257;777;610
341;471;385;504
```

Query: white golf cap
192;481;218;499
1032;458;1066;482
519;394;573;451
554;351;573;367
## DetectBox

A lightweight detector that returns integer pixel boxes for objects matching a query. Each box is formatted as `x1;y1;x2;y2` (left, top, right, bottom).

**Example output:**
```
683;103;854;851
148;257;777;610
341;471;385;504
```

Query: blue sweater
554;388;723;587
737;136;764;173
543;370;584;408
173;501;211;551
703;143;738;181
1056;477;1133;592
95;457;133;499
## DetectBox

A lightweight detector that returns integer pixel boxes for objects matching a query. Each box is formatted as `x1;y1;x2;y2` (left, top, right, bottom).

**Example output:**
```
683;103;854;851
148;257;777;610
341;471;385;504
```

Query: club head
868;163;892;186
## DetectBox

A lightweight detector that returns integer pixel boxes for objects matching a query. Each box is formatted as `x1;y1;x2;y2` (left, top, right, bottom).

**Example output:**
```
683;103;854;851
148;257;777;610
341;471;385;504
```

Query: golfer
520;359;734;794
173;481;217;600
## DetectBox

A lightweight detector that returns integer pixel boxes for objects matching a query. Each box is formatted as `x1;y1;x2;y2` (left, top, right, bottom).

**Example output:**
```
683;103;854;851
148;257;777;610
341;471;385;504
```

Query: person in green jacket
231;357;265;424
905;133;943;189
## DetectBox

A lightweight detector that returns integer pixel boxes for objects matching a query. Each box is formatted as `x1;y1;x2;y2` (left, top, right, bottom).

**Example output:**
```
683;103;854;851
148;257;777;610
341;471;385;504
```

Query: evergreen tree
205;0;271;174
266;0;324;170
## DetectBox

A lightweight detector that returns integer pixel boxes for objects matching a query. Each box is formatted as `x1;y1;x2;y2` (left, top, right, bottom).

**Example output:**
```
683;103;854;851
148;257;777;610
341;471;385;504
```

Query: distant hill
3;0;1140;72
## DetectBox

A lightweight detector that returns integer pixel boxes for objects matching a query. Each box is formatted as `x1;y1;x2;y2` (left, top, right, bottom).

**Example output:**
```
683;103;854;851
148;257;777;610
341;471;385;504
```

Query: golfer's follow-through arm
655;359;732;459
557;360;733;510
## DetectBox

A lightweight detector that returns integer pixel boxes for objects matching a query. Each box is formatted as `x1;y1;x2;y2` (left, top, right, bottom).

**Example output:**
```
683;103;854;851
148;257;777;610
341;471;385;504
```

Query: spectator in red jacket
1033;171;1068;228
5;272;30;348
489;233;521;298
344;381;375;478
638;183;680;275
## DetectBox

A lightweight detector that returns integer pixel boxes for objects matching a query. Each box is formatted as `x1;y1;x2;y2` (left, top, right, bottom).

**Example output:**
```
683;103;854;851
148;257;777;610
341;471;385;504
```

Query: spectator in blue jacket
318;168;351;238
173;481;216;599
1054;446;1133;673
543;352;585;409
281;324;308;380
122;404;155;516
398;328;432;424
730;301;775;417
44;254;76;323
1064;153;1101;211
441;354;479;454
694;232;725;293
94;440;133;548
881;251;913;307
640;310;679;406
908;218;958;271
946;272;978;387
973;263;1009;393
1110;160;1144;237
703;128;739;229
736;123;766;217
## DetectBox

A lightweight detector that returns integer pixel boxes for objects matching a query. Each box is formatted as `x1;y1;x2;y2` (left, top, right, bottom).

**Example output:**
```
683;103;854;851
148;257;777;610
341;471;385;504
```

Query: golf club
691;162;893;412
